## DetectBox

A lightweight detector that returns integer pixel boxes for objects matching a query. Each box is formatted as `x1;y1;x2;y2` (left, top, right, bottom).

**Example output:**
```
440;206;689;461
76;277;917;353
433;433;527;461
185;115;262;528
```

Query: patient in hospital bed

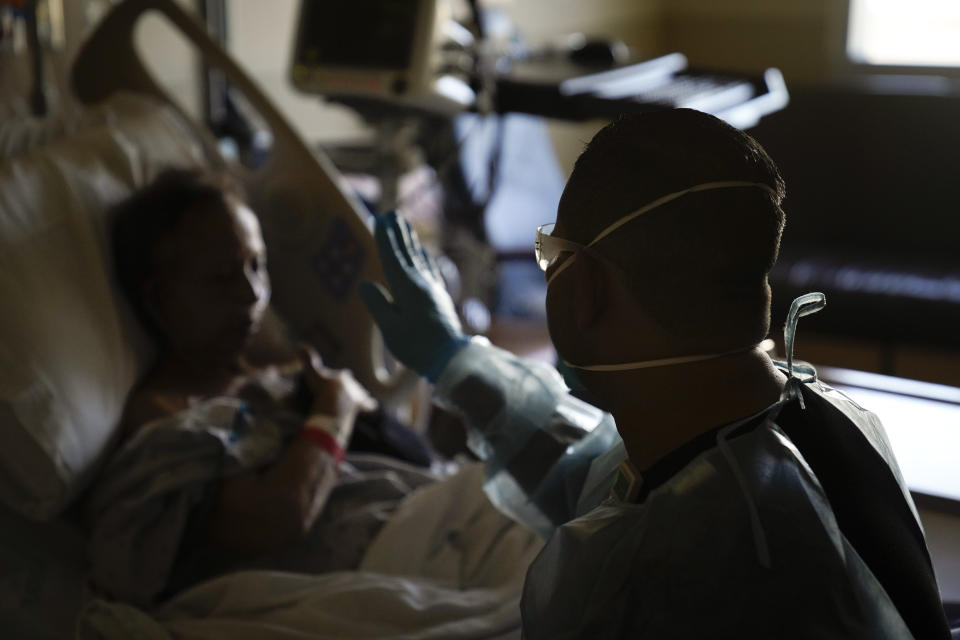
85;168;441;607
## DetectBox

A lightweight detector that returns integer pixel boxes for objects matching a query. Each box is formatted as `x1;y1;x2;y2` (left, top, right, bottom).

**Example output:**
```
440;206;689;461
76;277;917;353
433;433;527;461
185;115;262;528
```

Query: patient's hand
205;348;377;558
299;345;377;421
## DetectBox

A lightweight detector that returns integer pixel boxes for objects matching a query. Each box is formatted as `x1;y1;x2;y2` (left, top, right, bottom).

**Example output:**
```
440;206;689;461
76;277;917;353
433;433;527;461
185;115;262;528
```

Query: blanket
81;398;543;639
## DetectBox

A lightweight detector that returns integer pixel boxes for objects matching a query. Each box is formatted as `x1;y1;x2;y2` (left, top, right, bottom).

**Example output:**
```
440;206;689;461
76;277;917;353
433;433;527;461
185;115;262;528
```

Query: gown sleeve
433;337;622;537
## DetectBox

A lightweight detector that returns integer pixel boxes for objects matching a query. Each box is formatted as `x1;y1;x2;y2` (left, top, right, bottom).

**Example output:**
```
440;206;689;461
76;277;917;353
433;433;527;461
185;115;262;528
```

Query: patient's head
112;169;270;366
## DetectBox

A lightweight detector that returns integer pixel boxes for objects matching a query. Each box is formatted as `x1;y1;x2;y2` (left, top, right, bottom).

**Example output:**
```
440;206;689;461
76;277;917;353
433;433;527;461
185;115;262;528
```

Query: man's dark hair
559;108;786;348
110;168;245;336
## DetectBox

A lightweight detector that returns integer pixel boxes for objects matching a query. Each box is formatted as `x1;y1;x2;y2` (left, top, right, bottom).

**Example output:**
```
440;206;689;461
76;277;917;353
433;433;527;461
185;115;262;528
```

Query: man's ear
572;252;606;330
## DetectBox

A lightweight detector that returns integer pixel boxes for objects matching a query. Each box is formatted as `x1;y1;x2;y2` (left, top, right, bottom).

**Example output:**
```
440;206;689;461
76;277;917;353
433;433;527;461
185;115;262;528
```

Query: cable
389;115;485;214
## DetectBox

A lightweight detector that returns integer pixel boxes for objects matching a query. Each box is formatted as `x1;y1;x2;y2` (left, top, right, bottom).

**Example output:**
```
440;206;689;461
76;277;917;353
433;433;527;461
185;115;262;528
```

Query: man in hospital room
88;168;439;606
360;109;952;638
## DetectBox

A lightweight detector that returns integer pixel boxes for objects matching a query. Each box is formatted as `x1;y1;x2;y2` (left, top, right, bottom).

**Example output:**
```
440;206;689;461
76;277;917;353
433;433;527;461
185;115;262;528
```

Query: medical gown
433;338;949;639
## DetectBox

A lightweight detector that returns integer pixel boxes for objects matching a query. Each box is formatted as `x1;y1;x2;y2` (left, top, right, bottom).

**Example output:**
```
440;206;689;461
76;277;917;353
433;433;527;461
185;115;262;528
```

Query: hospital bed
0;0;536;637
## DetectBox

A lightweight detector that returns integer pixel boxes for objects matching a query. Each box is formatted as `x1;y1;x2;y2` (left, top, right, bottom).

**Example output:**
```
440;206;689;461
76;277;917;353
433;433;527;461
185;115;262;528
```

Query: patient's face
148;197;271;365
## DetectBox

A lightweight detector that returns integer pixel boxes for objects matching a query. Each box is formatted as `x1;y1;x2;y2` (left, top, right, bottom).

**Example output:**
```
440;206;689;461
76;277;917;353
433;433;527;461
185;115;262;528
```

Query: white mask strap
545;181;778;288
589;181;779;247
545;252;576;286
563;344;759;372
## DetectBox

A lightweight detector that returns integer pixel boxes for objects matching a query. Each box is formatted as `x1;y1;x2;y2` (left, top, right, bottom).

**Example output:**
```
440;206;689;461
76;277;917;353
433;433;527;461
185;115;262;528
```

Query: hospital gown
84;398;435;607
433;338;950;639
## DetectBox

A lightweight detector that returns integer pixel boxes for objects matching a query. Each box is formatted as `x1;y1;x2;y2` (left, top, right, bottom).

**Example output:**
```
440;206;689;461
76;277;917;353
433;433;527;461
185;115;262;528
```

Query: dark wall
751;86;960;261
750;86;960;346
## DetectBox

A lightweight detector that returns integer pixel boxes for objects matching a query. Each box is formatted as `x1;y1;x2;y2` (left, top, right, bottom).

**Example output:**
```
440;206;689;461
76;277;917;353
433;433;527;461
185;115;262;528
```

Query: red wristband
301;428;346;464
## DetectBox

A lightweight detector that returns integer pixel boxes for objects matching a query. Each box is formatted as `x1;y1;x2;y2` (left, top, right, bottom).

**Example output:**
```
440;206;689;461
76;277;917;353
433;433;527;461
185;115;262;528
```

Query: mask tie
562;344;759;372
779;292;827;409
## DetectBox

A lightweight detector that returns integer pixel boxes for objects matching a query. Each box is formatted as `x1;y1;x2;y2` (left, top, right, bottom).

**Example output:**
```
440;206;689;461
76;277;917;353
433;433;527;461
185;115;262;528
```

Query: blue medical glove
359;212;469;382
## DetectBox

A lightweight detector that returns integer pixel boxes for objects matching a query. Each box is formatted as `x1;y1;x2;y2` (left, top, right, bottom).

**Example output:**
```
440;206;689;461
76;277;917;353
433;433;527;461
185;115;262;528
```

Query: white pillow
0;93;210;520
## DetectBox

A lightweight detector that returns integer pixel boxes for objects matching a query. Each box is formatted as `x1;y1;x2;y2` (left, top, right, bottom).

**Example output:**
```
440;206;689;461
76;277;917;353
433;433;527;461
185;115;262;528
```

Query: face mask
539;180;779;371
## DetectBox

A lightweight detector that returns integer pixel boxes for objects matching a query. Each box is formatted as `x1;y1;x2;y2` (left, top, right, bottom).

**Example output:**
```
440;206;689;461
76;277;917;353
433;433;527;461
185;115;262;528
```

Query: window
847;0;960;67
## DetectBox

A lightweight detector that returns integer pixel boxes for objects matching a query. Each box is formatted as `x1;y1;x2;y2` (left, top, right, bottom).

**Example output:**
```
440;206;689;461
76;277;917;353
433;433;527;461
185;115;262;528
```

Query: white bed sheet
79;463;543;640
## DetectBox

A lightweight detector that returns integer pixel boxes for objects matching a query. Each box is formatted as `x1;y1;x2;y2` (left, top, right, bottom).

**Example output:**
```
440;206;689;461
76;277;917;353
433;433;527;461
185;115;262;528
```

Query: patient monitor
290;0;474;114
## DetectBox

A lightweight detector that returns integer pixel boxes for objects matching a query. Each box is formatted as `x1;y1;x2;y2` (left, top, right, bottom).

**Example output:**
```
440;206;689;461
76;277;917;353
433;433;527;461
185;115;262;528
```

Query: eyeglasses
535;223;583;271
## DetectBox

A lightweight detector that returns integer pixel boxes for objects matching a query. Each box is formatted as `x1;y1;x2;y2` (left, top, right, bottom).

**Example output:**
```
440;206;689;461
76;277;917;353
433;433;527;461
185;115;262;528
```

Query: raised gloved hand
359;211;468;382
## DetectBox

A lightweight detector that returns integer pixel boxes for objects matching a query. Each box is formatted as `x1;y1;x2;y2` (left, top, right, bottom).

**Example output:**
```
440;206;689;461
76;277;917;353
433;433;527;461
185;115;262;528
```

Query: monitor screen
294;0;420;71
847;0;960;67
